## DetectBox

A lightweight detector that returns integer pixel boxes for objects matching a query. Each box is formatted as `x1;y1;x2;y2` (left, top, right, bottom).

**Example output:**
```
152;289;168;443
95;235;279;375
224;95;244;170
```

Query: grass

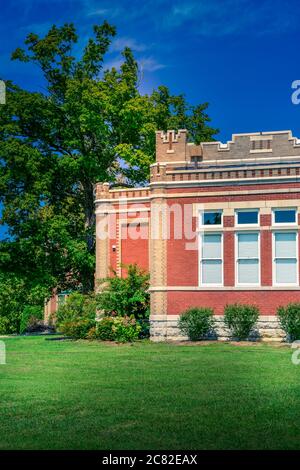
1;336;300;450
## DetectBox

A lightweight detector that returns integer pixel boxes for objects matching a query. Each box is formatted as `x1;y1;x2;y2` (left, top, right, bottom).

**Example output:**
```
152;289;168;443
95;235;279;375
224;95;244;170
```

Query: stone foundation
150;315;285;342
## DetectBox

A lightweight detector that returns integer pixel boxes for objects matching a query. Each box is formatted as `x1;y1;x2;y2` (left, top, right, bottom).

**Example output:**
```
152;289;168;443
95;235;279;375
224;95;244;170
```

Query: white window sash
235;209;259;227
199;210;223;228
235;232;260;286
199;233;223;286
272;231;298;286
272;208;297;226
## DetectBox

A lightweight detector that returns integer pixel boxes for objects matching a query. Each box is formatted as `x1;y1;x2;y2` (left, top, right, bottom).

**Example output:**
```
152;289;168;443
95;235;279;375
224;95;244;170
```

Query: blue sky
1;0;300;141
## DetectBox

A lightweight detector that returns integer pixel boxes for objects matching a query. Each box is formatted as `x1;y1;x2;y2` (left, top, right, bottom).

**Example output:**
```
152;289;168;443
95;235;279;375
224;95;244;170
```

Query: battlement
155;129;300;165
155;130;189;163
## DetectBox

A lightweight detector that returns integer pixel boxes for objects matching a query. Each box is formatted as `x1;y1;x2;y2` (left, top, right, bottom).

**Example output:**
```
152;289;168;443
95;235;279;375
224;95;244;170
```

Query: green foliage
137;319;150;339
224;303;259;340
19;305;43;334
59;318;96;339
278;303;300;341
111;315;141;342
95;315;141;342
56;292;96;325
95;317;117;341
0;21;217;300
56;292;97;338
97;264;150;319
0;272;45;334
178;307;215;341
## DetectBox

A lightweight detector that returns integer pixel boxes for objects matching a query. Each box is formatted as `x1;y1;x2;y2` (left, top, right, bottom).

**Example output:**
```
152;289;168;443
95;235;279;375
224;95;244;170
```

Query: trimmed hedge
224;303;259;340
278;303;300;341
178;307;215;341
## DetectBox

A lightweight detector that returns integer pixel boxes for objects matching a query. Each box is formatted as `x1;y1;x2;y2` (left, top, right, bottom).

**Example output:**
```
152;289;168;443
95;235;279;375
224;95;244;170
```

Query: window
236;232;259;285
200;210;222;227
200;233;223;285
236;209;259;226
273;208;297;225
273;232;298;285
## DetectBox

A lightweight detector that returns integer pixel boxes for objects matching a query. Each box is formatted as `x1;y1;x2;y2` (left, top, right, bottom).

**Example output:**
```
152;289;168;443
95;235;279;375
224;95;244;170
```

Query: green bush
95;315;141;342
56;292;96;326
224;303;259;340
112;316;141;342
137;319;150;339
97;264;150;319
19;305;43;334
95;317;116;341
178;307;215;341
58;318;96;339
0;317;13;335
278;303;300;341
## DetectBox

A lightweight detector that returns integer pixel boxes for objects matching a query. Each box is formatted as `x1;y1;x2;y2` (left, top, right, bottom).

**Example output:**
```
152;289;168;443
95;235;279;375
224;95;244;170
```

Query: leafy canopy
0;21;218;317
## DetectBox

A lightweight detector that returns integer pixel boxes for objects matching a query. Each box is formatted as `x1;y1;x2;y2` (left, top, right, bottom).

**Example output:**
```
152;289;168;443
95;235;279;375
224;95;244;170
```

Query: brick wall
167;290;300;316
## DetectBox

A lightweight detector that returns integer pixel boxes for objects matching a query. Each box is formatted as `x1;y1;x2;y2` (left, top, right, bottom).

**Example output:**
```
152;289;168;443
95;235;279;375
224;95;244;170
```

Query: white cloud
110;37;147;52
86;8;110;17
138;57;165;72
104;55;165;73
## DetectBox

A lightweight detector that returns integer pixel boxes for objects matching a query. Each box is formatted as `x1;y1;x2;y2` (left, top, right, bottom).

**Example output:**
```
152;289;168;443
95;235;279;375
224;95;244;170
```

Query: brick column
95;183;111;291
223;214;235;286
149;189;168;341
260;211;272;286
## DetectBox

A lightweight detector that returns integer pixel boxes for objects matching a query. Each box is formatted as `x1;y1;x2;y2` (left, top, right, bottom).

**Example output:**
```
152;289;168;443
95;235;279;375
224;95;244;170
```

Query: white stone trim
150;155;300;166
149;286;300;291
150;176;300;188
95;188;300;205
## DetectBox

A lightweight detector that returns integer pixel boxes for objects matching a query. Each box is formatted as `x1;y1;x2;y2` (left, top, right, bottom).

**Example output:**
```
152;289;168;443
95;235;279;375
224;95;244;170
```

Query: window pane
203;211;222;225
202;260;222;284
202;234;222;258
237;259;259;284
237;233;258;258
275;259;297;284
237;210;258;225
274;209;296;224
275;232;296;258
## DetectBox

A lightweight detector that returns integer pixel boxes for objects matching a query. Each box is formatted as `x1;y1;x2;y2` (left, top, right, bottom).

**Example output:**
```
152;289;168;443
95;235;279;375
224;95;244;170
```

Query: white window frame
199;210;223;228
199;232;223;287
235;209;259;227
235;231;260;286
272;207;297;227
272;231;299;286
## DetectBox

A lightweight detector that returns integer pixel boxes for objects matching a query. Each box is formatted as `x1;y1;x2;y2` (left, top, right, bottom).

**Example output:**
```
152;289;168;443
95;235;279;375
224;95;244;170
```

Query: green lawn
1;336;300;450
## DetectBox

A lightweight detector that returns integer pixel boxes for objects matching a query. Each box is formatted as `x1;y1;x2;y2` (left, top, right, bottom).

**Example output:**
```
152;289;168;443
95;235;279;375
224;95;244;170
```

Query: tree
0;22;218;310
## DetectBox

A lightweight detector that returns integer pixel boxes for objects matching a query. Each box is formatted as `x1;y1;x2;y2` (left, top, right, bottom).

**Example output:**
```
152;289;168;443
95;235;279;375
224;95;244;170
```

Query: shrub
137;319;150;339
278;303;300;341
19;305;43;334
97;264;150;319
178;307;215;341
95;315;141;342
86;326;97;340
112;316;141;342
0;317;13;335
58;318;96;339
96;317;116;341
56;292;96;327
224;303;259;340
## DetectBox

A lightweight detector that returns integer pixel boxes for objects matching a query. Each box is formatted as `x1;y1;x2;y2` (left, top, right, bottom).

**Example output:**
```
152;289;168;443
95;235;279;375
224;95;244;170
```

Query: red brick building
95;129;300;340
